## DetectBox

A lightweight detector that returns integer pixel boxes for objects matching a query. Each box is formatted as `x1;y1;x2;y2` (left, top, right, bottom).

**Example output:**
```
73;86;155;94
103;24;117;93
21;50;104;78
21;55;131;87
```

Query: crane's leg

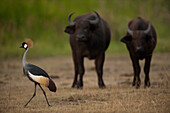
38;84;51;106
24;83;37;107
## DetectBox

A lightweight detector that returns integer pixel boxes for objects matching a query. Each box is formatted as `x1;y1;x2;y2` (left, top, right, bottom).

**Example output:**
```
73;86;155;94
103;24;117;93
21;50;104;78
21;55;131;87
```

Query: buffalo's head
121;22;152;53
64;11;100;41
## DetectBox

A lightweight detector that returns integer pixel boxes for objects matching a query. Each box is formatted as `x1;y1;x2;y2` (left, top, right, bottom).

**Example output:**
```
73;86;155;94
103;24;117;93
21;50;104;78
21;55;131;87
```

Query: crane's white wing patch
28;71;49;87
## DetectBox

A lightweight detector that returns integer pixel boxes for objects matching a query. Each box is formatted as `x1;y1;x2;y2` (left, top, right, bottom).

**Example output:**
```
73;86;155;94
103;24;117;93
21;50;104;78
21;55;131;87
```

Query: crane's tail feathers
48;78;57;92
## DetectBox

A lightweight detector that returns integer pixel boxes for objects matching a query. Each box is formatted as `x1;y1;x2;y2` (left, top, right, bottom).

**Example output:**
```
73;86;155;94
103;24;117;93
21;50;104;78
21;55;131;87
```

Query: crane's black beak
20;42;27;48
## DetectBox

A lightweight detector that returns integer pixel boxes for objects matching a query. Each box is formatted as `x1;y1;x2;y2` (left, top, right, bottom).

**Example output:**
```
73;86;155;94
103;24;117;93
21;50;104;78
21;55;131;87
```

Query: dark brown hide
121;17;157;88
64;11;111;89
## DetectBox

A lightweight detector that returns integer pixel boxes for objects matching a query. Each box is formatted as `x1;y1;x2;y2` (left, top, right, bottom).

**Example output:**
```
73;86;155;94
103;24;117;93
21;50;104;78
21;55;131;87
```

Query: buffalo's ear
64;25;75;34
120;35;132;43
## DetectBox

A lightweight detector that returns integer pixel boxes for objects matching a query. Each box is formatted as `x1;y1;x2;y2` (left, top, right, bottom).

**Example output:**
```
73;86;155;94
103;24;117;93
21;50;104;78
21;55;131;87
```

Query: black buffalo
64;11;111;89
121;17;157;88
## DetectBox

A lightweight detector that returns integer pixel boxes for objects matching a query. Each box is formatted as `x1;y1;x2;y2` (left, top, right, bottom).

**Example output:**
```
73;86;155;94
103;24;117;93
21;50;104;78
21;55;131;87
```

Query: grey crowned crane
20;39;56;107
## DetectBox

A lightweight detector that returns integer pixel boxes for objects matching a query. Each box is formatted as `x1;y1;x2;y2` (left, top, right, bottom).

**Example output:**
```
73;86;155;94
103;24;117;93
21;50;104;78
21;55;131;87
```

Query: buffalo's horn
144;22;151;34
127;23;133;35
68;12;75;26
89;10;100;25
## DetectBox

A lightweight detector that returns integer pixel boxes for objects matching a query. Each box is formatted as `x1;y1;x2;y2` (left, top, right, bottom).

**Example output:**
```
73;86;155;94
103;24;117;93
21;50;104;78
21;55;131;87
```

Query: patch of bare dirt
0;53;170;113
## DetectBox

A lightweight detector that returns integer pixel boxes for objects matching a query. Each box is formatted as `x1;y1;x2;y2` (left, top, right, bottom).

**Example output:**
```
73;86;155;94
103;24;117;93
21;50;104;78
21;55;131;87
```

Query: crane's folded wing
26;64;49;77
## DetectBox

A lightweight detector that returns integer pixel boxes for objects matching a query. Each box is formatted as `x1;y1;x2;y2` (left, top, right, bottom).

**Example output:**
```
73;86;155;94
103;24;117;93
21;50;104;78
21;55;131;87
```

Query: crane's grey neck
23;47;29;67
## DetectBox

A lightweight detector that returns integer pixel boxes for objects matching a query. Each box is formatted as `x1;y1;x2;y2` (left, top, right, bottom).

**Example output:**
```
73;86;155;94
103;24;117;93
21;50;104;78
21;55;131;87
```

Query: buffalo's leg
132;75;136;86
95;53;105;88
77;57;85;89
144;56;152;88
131;57;141;88
72;52;79;88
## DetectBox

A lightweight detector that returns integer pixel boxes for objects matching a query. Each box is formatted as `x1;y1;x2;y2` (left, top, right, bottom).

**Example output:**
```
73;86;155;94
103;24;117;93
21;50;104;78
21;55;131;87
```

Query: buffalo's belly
135;52;153;60
84;51;99;60
86;54;97;60
82;49;103;60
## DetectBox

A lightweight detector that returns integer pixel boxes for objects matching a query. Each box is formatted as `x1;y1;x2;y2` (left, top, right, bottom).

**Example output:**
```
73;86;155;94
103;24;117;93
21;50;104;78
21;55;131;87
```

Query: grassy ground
0;54;169;113
0;0;170;59
0;1;169;112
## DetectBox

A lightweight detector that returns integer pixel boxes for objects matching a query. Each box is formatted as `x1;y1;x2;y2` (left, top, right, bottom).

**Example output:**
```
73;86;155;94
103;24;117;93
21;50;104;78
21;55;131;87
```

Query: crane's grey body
20;42;56;107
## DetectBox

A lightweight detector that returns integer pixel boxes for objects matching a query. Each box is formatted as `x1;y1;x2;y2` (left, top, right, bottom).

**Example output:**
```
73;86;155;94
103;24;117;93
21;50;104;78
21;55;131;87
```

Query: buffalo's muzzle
135;46;144;52
76;34;87;41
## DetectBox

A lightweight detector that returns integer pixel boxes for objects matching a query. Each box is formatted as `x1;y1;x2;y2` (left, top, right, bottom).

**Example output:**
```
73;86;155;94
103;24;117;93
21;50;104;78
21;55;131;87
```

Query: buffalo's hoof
99;82;106;88
136;85;140;89
98;81;105;89
72;84;77;88
144;81;150;88
132;82;136;86
136;84;140;89
99;85;106;89
77;85;83;89
72;81;78;88
77;82;83;89
135;81;141;89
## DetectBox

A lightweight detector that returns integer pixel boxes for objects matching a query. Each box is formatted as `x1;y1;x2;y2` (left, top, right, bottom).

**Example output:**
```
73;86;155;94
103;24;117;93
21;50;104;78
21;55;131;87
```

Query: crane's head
20;42;28;50
20;38;33;50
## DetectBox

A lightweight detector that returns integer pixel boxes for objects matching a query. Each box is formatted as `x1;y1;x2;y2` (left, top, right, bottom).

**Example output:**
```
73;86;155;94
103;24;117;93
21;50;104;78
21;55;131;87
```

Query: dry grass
0;53;170;113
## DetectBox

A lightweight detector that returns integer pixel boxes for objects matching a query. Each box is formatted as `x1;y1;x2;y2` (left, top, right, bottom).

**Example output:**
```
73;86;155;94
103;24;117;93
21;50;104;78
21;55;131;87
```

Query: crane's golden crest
24;38;33;48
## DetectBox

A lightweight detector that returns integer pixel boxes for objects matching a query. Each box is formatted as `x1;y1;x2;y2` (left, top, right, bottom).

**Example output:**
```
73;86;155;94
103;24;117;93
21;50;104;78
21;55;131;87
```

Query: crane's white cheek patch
24;44;28;48
28;71;49;87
